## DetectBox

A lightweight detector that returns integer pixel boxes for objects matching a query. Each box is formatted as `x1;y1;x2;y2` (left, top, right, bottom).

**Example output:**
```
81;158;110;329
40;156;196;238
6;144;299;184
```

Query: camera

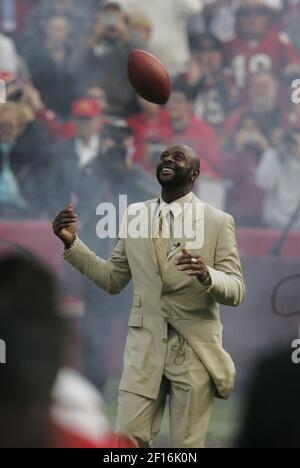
8;88;24;102
101;119;133;165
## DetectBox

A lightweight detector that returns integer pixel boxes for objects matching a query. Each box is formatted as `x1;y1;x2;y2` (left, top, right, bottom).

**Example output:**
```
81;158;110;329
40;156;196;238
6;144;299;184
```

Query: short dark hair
197;33;222;52
236;5;279;19
171;80;194;102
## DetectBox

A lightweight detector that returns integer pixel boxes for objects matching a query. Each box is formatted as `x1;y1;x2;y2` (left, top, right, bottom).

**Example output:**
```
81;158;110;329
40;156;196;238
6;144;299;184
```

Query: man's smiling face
156;145;200;188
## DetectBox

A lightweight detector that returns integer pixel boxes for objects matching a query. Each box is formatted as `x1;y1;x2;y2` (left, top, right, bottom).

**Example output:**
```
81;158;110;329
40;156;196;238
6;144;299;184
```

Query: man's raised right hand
52;204;78;249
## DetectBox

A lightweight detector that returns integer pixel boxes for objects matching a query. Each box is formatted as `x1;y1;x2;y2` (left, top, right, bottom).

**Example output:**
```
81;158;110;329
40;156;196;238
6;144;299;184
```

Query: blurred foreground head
239;348;300;448
0;255;64;448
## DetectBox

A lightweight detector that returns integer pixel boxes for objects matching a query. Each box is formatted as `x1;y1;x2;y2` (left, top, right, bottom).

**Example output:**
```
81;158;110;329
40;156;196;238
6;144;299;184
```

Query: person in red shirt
224;71;283;146
128;97;172;172
221;113;267;226
51;367;137;448
166;80;222;179
223;0;300;101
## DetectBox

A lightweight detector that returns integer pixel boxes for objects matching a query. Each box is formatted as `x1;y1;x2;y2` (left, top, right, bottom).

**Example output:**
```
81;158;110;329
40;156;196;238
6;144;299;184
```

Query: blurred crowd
0;0;300;228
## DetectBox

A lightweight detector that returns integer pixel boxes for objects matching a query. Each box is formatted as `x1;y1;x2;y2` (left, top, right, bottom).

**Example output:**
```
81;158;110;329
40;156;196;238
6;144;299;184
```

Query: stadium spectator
25;0;93;51
128;97;172;171
223;0;299;100
71;3;141;117
203;0;284;42
26;16;77;118
222;114;267;225
255;128;300;228
123;0;203;74
6;82;54;164
17;83;77;141
185;33;235;134
223;144;265;226
101;2;151;48
99;119;160;201
224;71;283;145
45;98;103;214
86;86;109;116
166;80;221;179
0;102;50;219
231;113;270;153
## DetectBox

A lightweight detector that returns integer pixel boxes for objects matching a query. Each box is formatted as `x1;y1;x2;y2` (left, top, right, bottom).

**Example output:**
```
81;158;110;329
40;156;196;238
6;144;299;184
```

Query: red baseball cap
71;99;101;118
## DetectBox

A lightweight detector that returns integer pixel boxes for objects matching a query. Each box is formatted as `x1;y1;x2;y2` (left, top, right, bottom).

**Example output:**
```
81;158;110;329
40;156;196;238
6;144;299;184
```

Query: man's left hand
175;249;211;285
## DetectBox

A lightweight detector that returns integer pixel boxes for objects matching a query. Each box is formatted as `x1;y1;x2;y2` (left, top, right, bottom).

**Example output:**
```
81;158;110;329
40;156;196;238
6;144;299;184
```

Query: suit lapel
143;199;160;270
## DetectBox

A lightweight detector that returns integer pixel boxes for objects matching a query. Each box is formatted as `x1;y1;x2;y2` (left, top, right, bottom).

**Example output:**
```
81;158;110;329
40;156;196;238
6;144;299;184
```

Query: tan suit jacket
64;195;246;400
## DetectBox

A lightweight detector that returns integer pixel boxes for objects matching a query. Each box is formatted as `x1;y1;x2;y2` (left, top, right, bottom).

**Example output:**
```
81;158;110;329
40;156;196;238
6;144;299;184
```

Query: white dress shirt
153;191;194;247
75;135;100;169
156;191;211;285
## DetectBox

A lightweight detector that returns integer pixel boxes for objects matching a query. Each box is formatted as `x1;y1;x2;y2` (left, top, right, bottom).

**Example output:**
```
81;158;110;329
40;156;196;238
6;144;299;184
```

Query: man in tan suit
53;144;245;448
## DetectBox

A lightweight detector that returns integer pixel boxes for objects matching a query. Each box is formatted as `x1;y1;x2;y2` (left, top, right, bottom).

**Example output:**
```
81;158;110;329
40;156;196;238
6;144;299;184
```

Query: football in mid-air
127;49;171;105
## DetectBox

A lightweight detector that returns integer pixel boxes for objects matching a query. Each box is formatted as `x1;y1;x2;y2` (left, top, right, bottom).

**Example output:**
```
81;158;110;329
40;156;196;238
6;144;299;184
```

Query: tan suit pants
116;326;215;448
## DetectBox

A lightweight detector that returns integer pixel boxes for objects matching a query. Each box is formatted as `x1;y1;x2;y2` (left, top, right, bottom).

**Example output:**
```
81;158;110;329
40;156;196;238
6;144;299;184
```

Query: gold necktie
153;211;170;279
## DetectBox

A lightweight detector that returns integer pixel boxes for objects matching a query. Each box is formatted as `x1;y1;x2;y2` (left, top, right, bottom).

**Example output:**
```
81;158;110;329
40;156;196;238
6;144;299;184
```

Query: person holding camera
255;128;300;228
71;1;144;117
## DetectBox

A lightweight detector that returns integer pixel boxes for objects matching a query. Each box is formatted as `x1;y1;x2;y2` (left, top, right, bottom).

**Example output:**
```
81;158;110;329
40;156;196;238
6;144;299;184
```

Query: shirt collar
157;191;194;219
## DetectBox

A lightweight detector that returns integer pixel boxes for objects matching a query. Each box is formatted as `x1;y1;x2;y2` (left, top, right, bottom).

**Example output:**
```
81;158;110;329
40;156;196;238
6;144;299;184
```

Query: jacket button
162;338;167;344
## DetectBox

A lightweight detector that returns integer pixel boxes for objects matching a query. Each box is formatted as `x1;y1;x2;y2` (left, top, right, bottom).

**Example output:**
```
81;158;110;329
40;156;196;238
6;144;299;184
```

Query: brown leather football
128;49;171;105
